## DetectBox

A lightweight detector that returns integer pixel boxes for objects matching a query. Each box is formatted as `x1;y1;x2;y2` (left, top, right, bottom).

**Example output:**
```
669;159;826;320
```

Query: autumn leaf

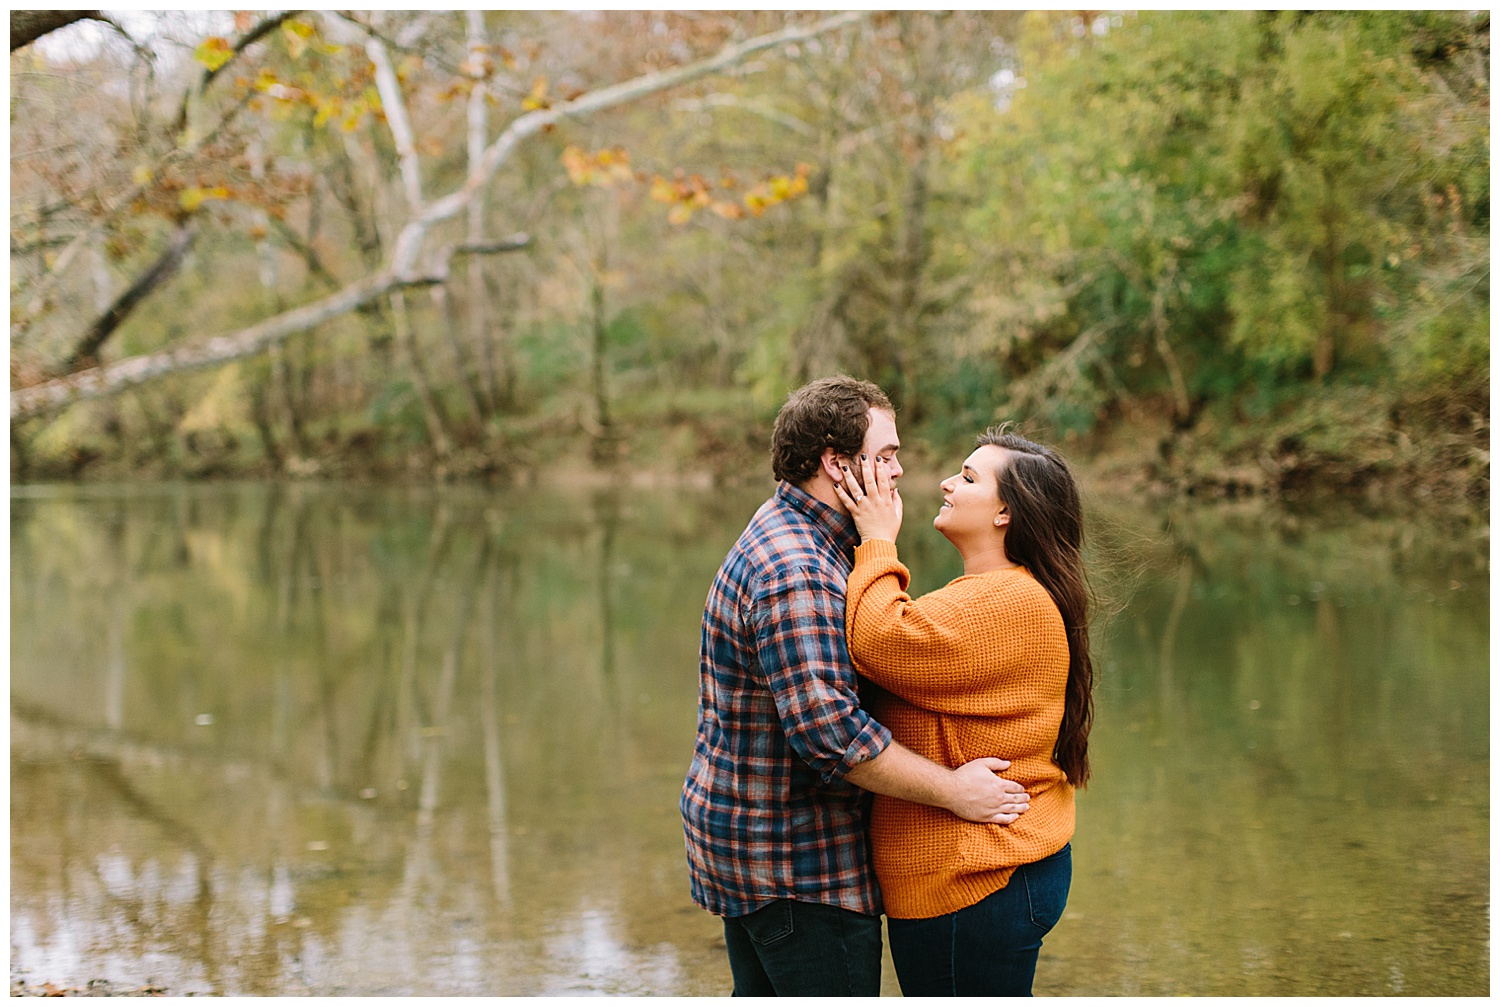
562;146;594;186
282;20;314;59
312;95;341;128
441;78;476;101
523;76;550;111
179;186;231;212
667;203;695;225
194;37;234;72
710;201;745;220
564;147;633;188
649;176;677;203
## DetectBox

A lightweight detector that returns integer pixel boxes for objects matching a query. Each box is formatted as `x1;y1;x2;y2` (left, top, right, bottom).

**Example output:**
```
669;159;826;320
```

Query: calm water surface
10;480;1488;995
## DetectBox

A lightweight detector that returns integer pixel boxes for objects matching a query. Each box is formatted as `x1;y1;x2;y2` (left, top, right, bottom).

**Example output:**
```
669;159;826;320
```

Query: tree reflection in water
9;482;1489;995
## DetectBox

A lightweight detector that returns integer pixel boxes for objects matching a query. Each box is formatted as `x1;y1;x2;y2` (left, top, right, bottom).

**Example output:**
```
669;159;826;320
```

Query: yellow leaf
180;186;230;212
649;177;676;203
312;97;339;128
522;76;549;111
194;37;233;72
667;203;694;225
132;165;154;185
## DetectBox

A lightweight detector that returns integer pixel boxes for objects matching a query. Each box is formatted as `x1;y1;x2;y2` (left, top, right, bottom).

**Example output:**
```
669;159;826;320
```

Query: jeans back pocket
1022;844;1072;934
741;899;795;947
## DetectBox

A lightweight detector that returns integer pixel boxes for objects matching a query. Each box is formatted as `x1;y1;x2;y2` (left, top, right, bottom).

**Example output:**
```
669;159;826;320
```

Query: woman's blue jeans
886;843;1072;996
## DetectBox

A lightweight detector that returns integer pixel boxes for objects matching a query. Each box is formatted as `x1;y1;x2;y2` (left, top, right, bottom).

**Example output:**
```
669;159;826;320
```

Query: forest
9;11;1489;506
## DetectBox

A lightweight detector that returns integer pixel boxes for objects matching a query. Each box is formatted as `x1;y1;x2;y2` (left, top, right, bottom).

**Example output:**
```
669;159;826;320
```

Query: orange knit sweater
846;538;1075;920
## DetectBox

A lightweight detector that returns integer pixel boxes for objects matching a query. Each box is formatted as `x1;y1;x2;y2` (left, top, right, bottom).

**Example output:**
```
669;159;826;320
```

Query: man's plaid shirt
681;481;892;918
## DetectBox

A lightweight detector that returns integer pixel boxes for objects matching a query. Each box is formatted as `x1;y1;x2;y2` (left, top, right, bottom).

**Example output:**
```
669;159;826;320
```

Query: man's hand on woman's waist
843;741;1030;824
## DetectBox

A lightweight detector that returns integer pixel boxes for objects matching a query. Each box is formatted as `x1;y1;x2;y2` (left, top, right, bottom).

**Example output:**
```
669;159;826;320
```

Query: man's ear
818;448;843;483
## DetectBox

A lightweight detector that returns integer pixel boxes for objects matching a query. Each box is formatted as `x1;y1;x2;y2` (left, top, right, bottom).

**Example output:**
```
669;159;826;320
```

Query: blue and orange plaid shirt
681;481;892;918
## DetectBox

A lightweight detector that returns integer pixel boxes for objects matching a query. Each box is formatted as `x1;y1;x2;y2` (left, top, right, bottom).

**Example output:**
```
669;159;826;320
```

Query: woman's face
934;444;1010;544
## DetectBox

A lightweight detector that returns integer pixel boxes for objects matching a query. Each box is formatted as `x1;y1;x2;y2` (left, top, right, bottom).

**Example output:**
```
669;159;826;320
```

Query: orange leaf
649;176;677;203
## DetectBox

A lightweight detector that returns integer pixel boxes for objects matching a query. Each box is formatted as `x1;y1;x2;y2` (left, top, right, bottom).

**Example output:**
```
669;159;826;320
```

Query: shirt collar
776;480;860;557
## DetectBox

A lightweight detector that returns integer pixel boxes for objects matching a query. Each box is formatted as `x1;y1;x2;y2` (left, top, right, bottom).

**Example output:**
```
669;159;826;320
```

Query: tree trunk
465;10;501;417
430;282;488;422
61;220;197;373
889;119;932;416
587;247;616;462
1150;261;1194;427
390;289;452;459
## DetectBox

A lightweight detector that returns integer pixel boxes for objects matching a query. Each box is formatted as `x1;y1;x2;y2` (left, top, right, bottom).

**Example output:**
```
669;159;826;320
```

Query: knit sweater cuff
854;538;900;563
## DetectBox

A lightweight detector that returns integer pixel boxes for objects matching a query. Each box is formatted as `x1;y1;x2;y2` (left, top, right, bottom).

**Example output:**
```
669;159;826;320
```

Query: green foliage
11;12;1486;495
927;9;1486;451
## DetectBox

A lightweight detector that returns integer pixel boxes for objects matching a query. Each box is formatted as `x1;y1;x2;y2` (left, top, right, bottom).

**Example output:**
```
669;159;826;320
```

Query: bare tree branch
61;220;198;374
10;10;101;51
362;29;425;212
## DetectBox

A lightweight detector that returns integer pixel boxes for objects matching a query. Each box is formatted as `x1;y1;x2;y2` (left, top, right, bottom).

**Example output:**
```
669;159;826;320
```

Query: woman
832;427;1095;997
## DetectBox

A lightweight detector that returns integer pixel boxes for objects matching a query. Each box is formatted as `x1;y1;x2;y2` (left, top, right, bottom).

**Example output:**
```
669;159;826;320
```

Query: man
681;376;1030;996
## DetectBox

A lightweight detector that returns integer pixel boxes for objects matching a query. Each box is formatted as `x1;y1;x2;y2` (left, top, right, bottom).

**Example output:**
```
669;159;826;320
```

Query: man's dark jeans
722;898;883;996
887;843;1072;996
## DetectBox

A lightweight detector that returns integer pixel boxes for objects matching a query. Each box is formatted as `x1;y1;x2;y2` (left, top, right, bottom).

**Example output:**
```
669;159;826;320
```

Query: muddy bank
10;390;1489;516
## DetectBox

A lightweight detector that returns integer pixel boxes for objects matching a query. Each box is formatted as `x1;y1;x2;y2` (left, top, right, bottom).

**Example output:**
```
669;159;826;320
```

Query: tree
11;12;868;423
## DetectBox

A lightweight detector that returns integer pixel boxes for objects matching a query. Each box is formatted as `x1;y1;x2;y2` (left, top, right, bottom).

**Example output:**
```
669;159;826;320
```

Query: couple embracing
681;376;1096;996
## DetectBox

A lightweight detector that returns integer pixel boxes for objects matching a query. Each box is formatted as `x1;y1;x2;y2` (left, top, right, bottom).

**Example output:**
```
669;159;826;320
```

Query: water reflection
10;482;1489;995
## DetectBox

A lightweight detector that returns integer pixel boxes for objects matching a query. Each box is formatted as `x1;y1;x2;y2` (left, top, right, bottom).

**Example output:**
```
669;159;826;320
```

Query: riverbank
10;385;1489;516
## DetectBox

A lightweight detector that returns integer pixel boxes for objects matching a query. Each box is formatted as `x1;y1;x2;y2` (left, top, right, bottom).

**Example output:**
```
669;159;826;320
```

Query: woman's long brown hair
977;427;1096;788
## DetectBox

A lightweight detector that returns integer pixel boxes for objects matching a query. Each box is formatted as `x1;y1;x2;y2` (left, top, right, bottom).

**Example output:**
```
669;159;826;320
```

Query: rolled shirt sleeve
751;567;891;782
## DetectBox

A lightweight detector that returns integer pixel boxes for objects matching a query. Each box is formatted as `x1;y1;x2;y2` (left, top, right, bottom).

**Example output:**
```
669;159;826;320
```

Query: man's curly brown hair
770;376;893;485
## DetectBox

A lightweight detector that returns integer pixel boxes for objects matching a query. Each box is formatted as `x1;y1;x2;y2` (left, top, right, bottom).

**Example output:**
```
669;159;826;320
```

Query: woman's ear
994;507;1010;528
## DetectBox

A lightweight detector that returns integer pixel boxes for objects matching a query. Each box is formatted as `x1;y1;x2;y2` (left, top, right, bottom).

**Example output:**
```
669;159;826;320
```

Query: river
9;479;1489;995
